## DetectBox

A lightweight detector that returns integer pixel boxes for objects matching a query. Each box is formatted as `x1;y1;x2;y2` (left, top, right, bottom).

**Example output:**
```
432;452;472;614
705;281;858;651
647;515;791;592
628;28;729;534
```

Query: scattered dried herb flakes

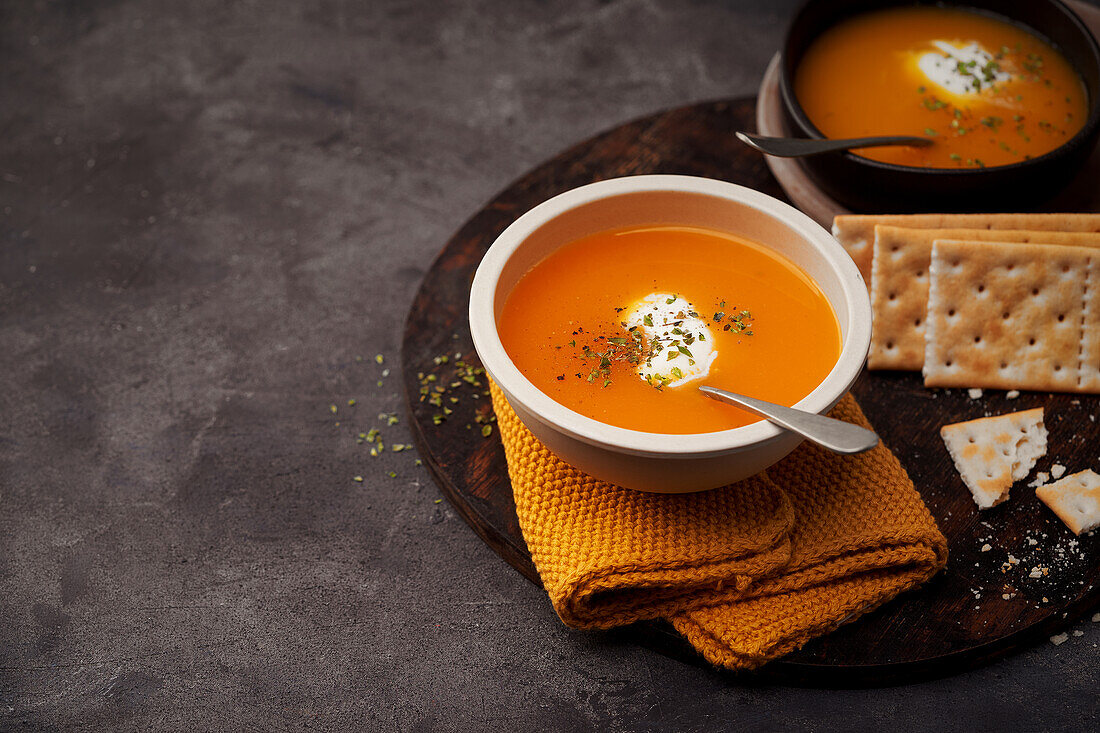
571;301;752;390
418;352;495;437
338;353;429;483
341;350;500;487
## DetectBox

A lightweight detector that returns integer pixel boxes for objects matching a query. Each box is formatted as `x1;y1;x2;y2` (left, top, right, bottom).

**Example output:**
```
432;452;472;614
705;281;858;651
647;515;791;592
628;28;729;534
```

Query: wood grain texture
400;97;1100;685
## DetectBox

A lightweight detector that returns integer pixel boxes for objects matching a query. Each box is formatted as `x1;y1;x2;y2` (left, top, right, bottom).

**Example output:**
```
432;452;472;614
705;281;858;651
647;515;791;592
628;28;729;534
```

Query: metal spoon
736;131;933;158
699;385;879;455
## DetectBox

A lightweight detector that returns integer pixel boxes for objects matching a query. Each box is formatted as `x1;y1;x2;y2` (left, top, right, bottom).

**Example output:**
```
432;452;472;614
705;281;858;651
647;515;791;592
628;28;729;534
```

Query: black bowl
779;0;1100;212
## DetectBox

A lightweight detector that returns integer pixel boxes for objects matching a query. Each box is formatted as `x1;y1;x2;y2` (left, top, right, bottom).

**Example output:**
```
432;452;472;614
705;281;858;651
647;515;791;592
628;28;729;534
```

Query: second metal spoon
736;131;933;158
699;385;879;455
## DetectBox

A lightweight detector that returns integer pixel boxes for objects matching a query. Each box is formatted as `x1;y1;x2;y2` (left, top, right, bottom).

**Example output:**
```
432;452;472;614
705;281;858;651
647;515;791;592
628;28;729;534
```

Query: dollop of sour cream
623;293;717;388
916;41;1010;96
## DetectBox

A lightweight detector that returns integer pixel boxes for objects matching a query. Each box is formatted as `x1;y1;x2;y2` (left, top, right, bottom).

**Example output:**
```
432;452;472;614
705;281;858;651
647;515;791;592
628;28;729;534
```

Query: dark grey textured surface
1;1;1098;730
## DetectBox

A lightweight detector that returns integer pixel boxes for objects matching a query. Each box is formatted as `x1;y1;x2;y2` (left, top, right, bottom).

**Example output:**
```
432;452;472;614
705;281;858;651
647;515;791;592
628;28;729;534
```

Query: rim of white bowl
468;174;872;458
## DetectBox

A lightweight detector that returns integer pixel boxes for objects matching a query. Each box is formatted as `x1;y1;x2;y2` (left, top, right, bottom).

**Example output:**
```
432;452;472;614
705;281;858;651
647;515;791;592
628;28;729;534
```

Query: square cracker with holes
869;228;1100;370
923;240;1100;393
1036;469;1100;535
940;408;1047;509
832;214;1100;286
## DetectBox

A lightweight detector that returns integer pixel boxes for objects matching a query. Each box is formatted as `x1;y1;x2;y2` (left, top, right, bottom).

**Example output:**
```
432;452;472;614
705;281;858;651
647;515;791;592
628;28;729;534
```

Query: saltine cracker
923;240;1100;393
868;228;1100;370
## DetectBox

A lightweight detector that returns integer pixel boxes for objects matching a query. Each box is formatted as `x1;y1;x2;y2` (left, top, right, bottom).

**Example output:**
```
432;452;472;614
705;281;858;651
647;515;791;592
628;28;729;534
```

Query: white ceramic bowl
469;175;871;493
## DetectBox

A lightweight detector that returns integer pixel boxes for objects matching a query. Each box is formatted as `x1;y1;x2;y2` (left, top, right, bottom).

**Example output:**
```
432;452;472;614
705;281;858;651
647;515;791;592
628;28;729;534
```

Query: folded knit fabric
490;382;948;670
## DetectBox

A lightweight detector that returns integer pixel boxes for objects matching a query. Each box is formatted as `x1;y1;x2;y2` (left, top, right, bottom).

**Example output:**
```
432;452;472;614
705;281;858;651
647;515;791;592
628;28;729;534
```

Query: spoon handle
699;386;879;455
736;131;933;158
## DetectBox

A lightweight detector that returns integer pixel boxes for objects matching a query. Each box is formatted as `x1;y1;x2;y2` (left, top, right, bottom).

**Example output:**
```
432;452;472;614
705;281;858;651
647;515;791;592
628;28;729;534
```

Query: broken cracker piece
940;408;1047;509
1036;469;1100;535
923;240;1100;393
1029;472;1050;488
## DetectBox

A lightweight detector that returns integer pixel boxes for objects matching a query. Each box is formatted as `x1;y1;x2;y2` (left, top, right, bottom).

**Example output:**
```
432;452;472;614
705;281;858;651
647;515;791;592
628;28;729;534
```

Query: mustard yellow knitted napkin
490;382;948;670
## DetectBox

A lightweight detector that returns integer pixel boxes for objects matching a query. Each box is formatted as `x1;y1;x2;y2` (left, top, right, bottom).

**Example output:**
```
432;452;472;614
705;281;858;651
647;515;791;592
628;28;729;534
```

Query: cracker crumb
1029;568;1044;578
968;388;983;399
1005;390;1020;399
1051;632;1069;645
1028;471;1050;488
1073;630;1084;637
1008;555;1020;565
1027;537;1038;546
981;543;992;552
1050;463;1066;479
1092;613;1100;623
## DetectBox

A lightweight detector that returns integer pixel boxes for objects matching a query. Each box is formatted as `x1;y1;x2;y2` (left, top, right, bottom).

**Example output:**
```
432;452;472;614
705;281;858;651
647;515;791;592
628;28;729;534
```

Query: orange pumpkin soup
793;6;1088;169
497;226;841;434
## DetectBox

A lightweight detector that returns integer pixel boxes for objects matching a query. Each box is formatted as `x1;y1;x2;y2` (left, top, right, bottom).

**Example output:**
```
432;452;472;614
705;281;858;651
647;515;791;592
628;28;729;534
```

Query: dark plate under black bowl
779;0;1100;213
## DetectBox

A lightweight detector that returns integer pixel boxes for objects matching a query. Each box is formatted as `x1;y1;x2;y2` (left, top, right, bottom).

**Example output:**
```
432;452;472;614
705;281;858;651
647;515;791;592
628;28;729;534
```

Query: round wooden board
401;97;1100;685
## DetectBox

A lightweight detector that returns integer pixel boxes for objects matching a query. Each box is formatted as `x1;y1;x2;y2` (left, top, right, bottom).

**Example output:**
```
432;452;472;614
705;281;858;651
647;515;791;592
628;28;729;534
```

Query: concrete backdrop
2;1;1098;730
